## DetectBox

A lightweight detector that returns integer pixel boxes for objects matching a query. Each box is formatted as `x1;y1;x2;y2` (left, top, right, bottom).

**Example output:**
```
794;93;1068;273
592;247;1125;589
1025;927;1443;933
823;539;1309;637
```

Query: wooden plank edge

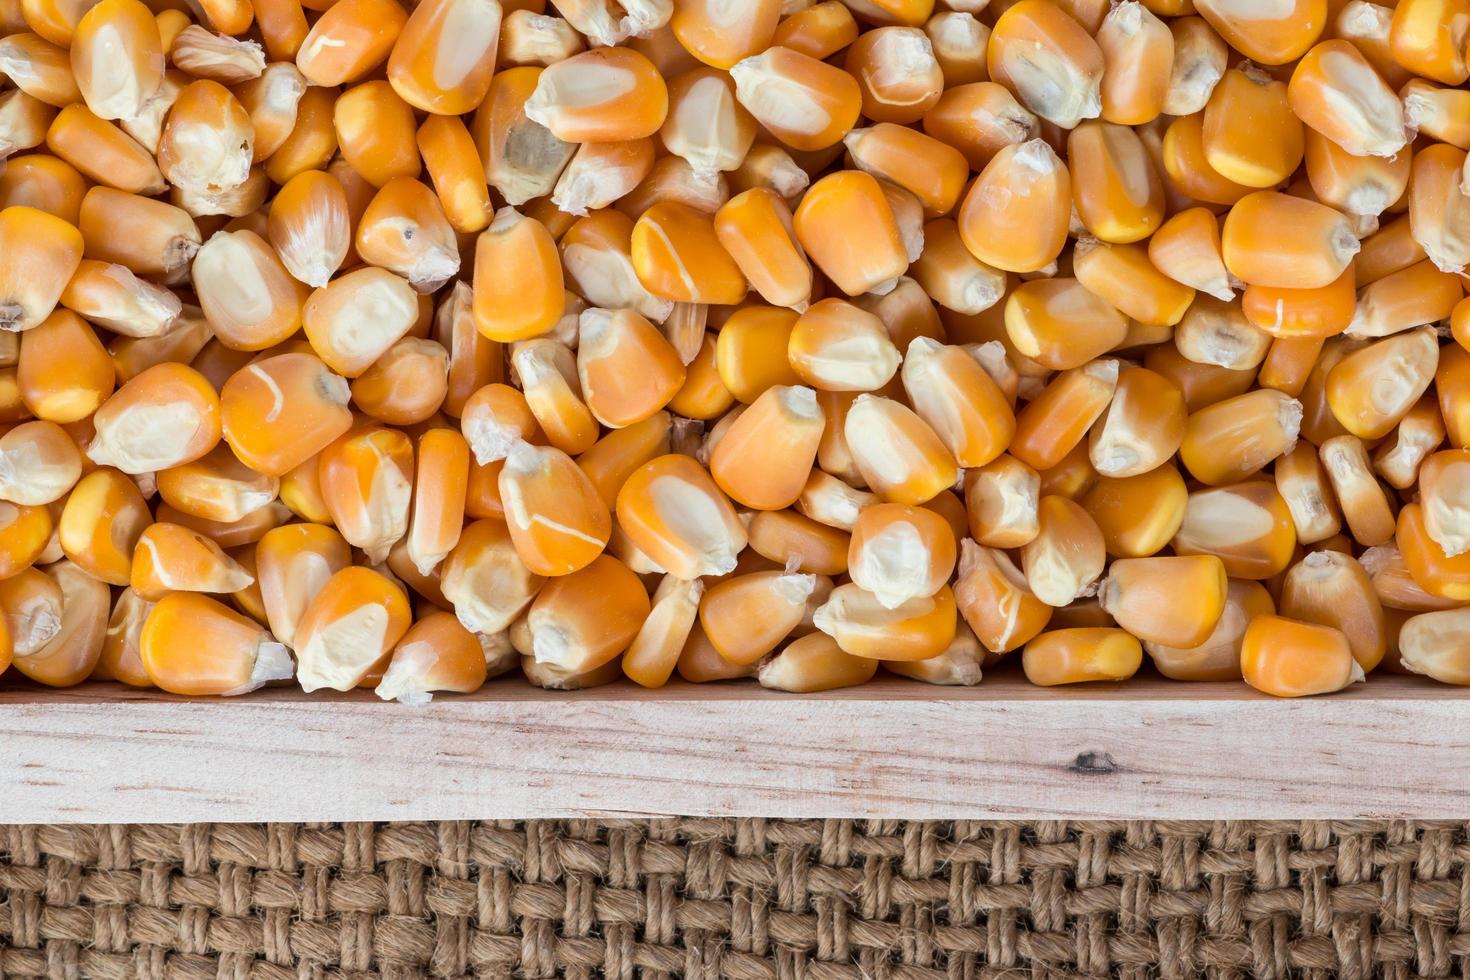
2;675;1466;821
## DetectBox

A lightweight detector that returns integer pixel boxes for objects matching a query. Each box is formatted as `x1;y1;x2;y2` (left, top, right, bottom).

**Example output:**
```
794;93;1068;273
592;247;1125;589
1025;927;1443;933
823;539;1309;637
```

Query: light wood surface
3;671;1466;822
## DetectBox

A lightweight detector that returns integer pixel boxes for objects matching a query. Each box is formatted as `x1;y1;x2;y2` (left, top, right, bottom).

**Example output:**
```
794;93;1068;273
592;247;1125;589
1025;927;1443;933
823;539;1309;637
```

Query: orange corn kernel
813;581;956;661
576;307;684;427
0;153;86;226
155;80;253;198
1145;579;1273;682
10;559;106;686
709;384;823;510
1073;239;1194;327
1067;121;1166;245
1325;327;1439;440
712;188;811;310
1022;627;1142;686
1003;279;1127;371
472;66;575;207
1159;112;1254;207
953;540;1050;653
1180;388;1303;485
1148;207;1233;302
0;33;82;108
1303;133;1409;223
792;169;907;296
0;420;81;505
86;363;219;473
1202;66;1304;189
958;139;1070;275
618;572;700;688
746;509;849;576
898;337;1013;469
403;427;468;577
1418;450;1470;560
559;209;672;322
302;267;418;377
1010;359;1119;472
758;632;877;693
371;611;489;702
660;68;755;180
1280;549;1387;672
0;205;82;332
1241;266;1357;340
351;337;450;426
1020;494;1106;606
1222;191;1359;290
433;282;502;418
1098;555;1228;648
439;518;543;634
1274;442;1342;545
787;298;900;393
1373;396;1444;491
728;46;861;152
459;382;540;466
843;25;942;125
17;308;114;423
220;352;353;476
922;81;1039;173
1349;260;1463;341
1319;434;1397;547
911;218;1005;317
511;339;597;455
1241;614;1362;697
68;0;163;120
987;0;1103;129
1396;607;1470;684
1087;366;1186;479
1097;1;1172;125
261;85;338;186
60;259;180;340
79;187;201;277
1081;464;1188;558
293;565;411;692
1173;481;1297;579
156;443;278;524
1194;0;1325;64
354;178;460;293
523;47;667;143
797;469;877;532
129;521;254;601
630;200;747;306
846;502;955;609
318;425;414;563
963;454;1038;549
0;498;51;577
415;115;491;236
266;169;350;289
191;230;308;351
44;105;164;196
551;137;654;217
468;207;564;343
255;522;350;647
524;553;649;673
96;586;153;687
332;81;420;188
57;467;150;585
1408;144;1470;276
1388;0;1470;85
296;0;407;86
386;0;500;114
844;394;958;505
1397;503;1470;602
616;453;746;577
498;441;609;577
700;568;817;664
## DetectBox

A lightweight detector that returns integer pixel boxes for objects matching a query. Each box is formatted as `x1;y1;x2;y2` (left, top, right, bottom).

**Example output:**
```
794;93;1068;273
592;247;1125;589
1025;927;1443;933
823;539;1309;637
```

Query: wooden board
4;671;1468;822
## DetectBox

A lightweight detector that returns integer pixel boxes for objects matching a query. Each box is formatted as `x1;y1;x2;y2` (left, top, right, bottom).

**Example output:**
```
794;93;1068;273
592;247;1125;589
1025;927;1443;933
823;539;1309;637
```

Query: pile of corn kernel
0;0;1467;703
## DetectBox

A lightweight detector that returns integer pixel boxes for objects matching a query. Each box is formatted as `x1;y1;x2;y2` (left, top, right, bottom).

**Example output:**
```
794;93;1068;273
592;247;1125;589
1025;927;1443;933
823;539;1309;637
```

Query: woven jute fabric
3;821;1469;980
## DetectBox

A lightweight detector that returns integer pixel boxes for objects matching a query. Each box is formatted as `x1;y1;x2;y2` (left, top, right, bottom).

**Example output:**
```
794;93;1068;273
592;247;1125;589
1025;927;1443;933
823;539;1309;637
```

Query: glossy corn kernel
78;187;200;277
1020;494;1106;606
1180;389;1302;486
255;522;349;647
711;188;810;310
95;586;152;687
1148;207;1234;302
616;453;746;577
522;47;667;143
129;521;254;601
952;539;1050;653
729;46;860;152
708;384;823;511
1319;434;1396;547
155;443;277;525
1094;554;1227;648
843;502;955;610
0;205;82;332
264;169;350;289
1397;608;1470;685
1388;0;1470;85
900;337;1014;469
318;425;413;564
786;298;899;393
844;394;958;505
1142;580;1270;681
295;0;406;86
813;581;955;661
384;0;500;115
17;308;113;423
698;568;815;664
1009;359;1119;472
1080;464;1187;558
435;518;540;635
1173;481;1296;579
352;178;460;293
44;105;163;196
524;553;648;673
0;420;80;505
468;207;564;343
496;441;607;577
1408;143;1470;275
57;467;150;584
86;363;218;474
630;201;747;306
511;339;597;454
220;352;352;477
1222;191;1359;290
791;170;906;297
10;559;106;686
620;573;702;688
1074;239;1194;328
1279;549;1386;672
987;0;1102;129
1087;366;1186;479
1397;503;1470;603
1241;614;1362;697
301;267;418;378
293;565;411;691
0;33;82;108
957;139;1070;276
1022;627;1141;685
58;260;178;341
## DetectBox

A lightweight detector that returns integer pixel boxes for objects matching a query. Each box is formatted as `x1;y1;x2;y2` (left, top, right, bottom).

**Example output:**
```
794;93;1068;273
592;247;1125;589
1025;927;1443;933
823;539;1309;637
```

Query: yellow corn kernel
843;393;958;505
129;521;254;601
845;502;955;610
0;204;82;332
1408;143;1470;275
1180;388;1303;485
293;565;411;692
1022;627;1142;686
332;80;420;188
621;573;702;688
296;0;407;86
95;586;152;687
1397;503;1470;602
1388;0;1470;85
386;0;500;114
1173;481;1297;579
922;81;1038;172
1098;555;1228;648
1194;0;1325;65
1004;279;1127;371
439;518;543;633
1096;1;1171;125
709;384;823;510
728;45;860;152
86;362;219;473
10;559;106;686
1088;366;1186;478
1241;614;1362;697
958;139;1069;275
813;581;956;661
1280;549;1387;672
843;25;942;125
522;46;667;143
498;441;609;577
524;553;649;673
1020;494;1106;606
261;85;338;186
1222;190;1359;290
0;33;82;107
1397;607;1470;684
220;352;353;477
318;425;413;563
254;522;350;647
987;0;1102;128
511;339;597;455
699;568;816;664
58;467;150;585
1080;464;1187;558
0;419;81;505
17;308;114;423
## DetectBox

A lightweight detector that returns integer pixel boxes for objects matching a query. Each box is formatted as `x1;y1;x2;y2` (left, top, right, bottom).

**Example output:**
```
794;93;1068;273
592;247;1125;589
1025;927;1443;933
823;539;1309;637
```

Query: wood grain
3;672;1467;822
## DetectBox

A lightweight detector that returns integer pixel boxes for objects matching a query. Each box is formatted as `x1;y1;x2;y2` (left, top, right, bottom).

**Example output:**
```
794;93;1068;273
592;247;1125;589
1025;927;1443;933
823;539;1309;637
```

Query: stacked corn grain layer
0;0;1466;703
